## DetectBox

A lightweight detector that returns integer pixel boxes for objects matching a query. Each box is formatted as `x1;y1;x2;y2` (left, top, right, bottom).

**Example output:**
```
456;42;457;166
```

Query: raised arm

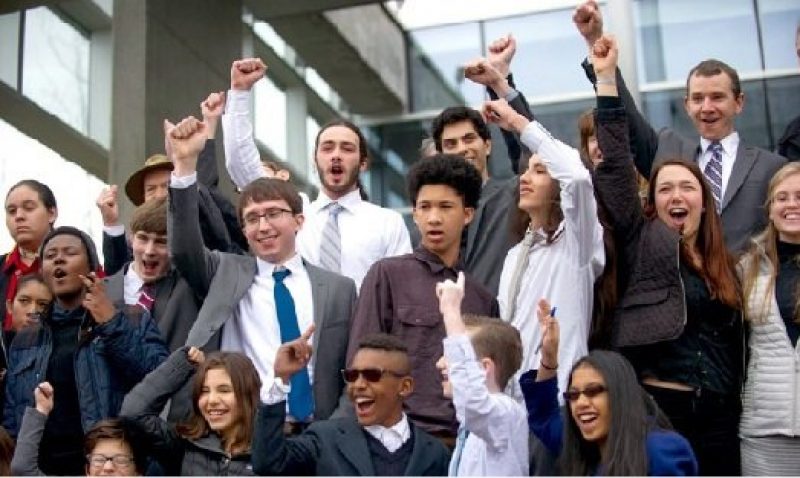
119;347;202;471
222;58;269;190
519;299;563;456
483;98;603;269
166;116;220;297
96;185;131;275
574;1;659;178
9;383;52;476
438;273;519;449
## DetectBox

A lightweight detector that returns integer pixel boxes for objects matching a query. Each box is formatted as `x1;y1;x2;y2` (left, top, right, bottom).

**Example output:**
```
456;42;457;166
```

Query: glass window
0;13;19;87
758;0;800;70
642;79;773;150
484;8;607;99
0;118;106;256
766;75;800;151
253;76;287;158
634;0;761;84
22;7;90;134
411;22;484;105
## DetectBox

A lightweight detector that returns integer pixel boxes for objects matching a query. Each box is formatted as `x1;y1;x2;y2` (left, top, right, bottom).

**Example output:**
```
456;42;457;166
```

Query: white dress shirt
497;121;605;403
123;265;146;305
699;131;740;202
222;89;411;290
222;253;315;403
444;334;529;476
363;413;411;453
298;189;411;290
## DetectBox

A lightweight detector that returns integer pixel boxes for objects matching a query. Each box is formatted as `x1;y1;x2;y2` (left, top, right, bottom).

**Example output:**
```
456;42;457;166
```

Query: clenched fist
231;58;267;91
164;116;208;177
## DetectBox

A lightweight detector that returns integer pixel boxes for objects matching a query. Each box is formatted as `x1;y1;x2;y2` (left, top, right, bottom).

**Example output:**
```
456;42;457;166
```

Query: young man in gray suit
574;0;788;252
165;115;356;425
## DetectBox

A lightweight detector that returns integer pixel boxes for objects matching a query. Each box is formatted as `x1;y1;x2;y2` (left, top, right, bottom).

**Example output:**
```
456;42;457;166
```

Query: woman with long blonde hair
739;161;800;475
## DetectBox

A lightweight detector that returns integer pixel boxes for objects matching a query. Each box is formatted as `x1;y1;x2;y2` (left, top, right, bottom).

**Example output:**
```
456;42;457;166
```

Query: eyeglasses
341;367;407;383
562;384;607;402
86;453;134;468
242;208;294;228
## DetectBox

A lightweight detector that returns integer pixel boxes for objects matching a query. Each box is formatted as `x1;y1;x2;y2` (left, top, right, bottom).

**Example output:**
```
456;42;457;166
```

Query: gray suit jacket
168;183;357;420
583;61;789;253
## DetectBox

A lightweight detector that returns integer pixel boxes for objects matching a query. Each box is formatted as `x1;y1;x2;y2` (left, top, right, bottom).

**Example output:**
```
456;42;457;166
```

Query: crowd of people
1;1;799;475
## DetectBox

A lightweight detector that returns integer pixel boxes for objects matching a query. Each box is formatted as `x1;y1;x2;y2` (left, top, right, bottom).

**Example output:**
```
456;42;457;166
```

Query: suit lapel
404;423;432;476
305;262;328;393
336;419;376;475
722;145;757;211
466;178;501;260
105;268;125;305
152;270;177;321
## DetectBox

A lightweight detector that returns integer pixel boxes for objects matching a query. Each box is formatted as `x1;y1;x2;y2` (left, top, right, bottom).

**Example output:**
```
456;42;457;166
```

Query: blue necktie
273;268;313;421
449;426;470;476
704;141;723;212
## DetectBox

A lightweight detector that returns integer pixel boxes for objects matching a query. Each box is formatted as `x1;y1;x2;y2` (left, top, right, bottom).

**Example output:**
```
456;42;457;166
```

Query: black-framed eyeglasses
86;453;134;467
242;208;294;228
562;384;607;402
341;367;407;383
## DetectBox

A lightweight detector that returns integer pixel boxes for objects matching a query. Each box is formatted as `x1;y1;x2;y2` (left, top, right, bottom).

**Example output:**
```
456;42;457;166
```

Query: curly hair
406;154;482;208
431;106;491;153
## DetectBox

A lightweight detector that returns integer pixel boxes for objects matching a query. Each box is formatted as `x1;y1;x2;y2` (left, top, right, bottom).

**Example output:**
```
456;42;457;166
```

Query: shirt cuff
262;377;291;405
504;88;520;103
443;334;477;362
519;120;553;153
170;172;197;189
225;88;252;114
103;225;125;236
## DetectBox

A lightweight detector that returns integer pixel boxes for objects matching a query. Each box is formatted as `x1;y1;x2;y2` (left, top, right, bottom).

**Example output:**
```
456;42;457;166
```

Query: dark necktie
273;268;313;421
137;283;156;312
704;141;723;212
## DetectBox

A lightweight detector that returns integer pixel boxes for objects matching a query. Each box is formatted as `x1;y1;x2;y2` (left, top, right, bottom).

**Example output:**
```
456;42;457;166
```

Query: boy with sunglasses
436;272;529;476
252;333;450;476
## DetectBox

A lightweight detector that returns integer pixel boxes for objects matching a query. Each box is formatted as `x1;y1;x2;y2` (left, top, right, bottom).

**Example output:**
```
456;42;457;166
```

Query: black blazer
251;402;450;476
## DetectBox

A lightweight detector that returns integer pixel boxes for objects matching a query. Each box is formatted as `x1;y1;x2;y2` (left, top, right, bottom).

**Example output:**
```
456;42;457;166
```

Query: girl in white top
484;99;605;400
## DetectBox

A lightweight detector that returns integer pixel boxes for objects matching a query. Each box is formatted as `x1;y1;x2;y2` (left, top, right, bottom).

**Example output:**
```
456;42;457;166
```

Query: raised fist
487;34;516;78
573;1;603;48
536;298;559;369
436;271;465;317
187;346;205;365
34;382;54;416
164;116;208;175
96;185;120;227
201;91;226;139
591;34;618;79
482;98;529;134
463;58;505;90
231;58;267;91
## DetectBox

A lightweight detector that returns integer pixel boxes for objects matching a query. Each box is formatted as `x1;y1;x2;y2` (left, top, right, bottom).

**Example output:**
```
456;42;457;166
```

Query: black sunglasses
341;367;407;383
562;384;607;402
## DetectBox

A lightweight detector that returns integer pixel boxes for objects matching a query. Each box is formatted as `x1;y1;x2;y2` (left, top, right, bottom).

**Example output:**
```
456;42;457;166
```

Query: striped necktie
704;141;723;212
319;202;344;273
137;283;156;312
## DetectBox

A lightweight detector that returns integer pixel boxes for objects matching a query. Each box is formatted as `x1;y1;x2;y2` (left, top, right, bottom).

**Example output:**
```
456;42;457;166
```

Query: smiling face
684;72;744;142
347;348;412;427
518;154;556;217
131;231;169;283
41;234;91;308
440;120;491;181
653;164;704;244
5;185;56;251
413;184;474;265
198;367;240;438
315;125;365;199
568;364;610;448
769;172;800;243
86;438;136;476
241;198;303;264
7;279;52;332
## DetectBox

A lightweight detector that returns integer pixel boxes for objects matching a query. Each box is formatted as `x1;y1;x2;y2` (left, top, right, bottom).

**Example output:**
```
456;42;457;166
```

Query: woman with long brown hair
738;162;800;474
120;347;261;475
591;35;742;476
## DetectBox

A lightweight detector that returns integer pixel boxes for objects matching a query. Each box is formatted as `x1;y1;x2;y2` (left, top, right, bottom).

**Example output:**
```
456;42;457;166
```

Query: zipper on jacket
676;241;688;331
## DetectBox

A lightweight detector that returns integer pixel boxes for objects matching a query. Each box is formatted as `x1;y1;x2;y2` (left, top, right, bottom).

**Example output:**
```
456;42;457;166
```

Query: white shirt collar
363;413;411;453
124;263;145;291
255;252;304;277
700;131;740;156
315;188;361;212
